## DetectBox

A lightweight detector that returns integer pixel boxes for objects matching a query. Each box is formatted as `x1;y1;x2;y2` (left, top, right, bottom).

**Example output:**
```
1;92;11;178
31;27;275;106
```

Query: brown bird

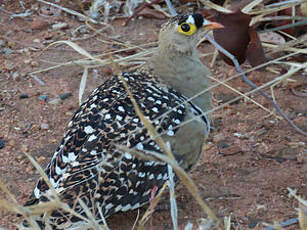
21;13;222;229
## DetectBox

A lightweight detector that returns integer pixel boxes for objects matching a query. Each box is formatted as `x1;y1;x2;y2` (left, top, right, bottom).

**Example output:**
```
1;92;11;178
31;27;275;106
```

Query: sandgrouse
22;14;222;228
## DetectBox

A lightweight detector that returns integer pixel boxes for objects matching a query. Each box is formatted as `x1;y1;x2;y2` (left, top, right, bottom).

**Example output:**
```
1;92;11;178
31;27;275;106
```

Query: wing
31;71;188;205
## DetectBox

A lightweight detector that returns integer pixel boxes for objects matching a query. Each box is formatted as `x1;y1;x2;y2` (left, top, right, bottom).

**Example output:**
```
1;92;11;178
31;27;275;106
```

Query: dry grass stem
137;182;168;230
199;0;232;13
37;0;99;23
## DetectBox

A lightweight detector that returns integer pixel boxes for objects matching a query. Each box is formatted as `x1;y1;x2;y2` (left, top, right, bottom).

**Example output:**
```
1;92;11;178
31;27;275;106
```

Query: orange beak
204;22;224;29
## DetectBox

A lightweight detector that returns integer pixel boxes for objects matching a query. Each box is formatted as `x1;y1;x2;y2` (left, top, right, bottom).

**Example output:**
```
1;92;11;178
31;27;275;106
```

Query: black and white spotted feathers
24;70;209;227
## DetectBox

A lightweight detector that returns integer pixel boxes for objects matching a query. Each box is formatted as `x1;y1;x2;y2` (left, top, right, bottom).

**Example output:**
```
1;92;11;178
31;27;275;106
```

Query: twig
262;218;298;230
125;0;164;26
165;0;177;16
37;0;98;23
10;10;32;20
205;35;307;136
31;75;45;86
265;19;307;32
168;164;178;230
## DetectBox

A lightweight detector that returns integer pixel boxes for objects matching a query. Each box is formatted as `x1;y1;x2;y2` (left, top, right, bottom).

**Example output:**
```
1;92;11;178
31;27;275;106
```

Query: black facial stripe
177;15;188;25
192;13;204;28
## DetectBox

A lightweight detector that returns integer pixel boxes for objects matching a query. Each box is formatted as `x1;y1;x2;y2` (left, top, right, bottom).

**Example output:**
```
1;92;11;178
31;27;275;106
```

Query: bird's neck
148;47;211;113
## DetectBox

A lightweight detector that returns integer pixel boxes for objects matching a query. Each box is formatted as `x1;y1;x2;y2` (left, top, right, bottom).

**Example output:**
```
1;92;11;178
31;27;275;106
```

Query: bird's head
158;13;223;54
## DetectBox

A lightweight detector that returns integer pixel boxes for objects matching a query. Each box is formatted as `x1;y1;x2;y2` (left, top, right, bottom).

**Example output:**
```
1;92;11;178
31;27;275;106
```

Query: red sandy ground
0;1;306;230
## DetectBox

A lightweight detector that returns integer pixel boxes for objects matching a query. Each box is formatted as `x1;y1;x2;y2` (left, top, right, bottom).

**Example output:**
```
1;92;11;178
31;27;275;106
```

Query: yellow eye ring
178;23;197;36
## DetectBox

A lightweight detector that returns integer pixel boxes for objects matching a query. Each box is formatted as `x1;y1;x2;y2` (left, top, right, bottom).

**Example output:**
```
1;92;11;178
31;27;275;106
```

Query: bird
21;13;223;229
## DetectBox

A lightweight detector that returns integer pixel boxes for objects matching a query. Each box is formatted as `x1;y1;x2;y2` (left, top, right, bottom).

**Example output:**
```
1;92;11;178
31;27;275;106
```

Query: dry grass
1;0;306;229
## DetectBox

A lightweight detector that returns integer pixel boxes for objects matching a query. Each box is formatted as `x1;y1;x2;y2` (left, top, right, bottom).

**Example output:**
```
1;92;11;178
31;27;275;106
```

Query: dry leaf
138;6;166;19
213;10;266;67
213;10;251;65
246;27;267;68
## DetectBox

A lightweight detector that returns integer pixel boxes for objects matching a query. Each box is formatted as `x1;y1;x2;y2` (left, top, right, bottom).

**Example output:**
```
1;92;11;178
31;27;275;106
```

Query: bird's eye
178;23;197;36
181;23;190;32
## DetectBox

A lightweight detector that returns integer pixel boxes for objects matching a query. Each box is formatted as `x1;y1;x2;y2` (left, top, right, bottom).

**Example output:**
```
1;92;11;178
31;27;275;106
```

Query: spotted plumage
22;13;223;229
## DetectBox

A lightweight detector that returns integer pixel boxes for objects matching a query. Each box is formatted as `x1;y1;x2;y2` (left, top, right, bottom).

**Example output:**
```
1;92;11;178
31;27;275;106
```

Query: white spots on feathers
138;172;146;178
34;187;41;198
154;172;168;181
68;121;73;127
152;107;158;113
112;89;120;94
30;70;210;225
167;130;174;136
71;161;80;167
88;134;97;142
167;124;175;136
90;150;97;155
94;193;101;199
124;152;132;159
135;181;141;187
136;143;144;151
143;189;152;196
55;165;66;175
173;118;181;125
104;114;111;120
148;174;155;180
116;115;123;121
144;161;154;166
154;120;160;125
118;106;125;112
162;95;168;100
90;103;97;109
114;205;122;213
147;96;155;101
64;135;71;142
116;194;123;200
84;125;95;134
50;177;58;188
68;152;77;161
62;154;69;163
